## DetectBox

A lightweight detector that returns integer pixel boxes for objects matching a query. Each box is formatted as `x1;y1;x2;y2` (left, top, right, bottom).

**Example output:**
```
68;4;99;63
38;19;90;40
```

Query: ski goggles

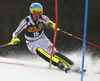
30;8;43;16
32;11;42;16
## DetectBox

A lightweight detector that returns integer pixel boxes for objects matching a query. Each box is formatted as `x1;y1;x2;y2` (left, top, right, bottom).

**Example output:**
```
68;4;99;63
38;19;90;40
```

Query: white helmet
29;2;43;14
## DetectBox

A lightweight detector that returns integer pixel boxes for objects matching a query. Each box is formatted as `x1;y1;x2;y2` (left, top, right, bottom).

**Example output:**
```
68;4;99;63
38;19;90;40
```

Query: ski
65;67;86;74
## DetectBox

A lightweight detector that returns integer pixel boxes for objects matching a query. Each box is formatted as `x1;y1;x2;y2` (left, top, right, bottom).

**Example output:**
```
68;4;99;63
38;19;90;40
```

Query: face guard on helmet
30;2;43;16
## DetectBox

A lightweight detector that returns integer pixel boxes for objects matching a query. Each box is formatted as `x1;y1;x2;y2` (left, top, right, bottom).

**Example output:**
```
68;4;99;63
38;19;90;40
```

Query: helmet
29;2;43;15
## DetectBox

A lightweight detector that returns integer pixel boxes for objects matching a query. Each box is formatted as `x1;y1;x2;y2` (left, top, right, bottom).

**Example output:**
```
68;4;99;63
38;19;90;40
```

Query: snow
0;51;100;81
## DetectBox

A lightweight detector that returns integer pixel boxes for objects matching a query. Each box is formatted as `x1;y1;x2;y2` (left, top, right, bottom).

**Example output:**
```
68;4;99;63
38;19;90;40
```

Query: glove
46;21;55;29
46;21;60;31
10;38;20;45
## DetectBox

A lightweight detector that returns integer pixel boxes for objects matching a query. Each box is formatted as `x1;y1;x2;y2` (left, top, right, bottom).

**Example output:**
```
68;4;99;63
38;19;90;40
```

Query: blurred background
0;0;100;58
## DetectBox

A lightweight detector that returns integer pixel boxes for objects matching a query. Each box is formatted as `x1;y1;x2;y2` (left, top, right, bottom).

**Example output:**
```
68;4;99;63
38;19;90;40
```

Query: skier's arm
12;19;27;38
11;19;27;45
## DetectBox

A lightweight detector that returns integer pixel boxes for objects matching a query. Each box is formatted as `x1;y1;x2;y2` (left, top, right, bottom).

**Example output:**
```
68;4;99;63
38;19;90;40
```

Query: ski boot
58;61;65;70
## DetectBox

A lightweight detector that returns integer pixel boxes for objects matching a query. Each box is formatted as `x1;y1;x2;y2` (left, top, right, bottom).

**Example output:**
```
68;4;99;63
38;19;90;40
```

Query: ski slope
0;51;100;81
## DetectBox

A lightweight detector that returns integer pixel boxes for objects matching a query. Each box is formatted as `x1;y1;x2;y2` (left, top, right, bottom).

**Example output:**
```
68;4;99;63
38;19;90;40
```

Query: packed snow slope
0;50;100;81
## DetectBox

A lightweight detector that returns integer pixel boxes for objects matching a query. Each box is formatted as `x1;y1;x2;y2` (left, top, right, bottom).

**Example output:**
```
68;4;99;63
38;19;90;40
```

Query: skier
11;2;80;73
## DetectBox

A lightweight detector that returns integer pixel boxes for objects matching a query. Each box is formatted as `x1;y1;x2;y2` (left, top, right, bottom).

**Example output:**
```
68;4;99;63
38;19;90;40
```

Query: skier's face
32;11;42;20
33;14;40;20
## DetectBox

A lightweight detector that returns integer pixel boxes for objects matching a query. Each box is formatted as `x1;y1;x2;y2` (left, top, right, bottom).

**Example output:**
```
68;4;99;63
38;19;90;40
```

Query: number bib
24;19;44;37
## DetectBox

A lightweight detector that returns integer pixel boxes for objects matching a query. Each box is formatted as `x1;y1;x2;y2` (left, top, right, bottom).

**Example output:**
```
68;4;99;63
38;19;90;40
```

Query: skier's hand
10;38;20;45
46;21;60;31
46;21;55;29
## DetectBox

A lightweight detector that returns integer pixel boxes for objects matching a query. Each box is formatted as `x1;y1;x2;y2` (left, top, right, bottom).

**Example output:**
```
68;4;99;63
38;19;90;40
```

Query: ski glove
10;38;20;45
46;21;60;31
46;21;55;29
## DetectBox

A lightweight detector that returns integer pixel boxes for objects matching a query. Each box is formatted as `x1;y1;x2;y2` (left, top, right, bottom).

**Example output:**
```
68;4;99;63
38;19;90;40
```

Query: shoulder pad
25;17;29;22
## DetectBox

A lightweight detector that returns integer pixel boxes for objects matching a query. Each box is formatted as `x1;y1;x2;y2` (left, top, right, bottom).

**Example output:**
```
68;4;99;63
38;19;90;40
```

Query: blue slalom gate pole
81;0;89;81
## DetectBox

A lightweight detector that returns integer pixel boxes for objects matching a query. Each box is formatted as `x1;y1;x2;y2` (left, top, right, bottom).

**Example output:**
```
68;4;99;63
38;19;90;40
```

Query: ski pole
0;42;13;48
0;38;20;48
57;28;100;48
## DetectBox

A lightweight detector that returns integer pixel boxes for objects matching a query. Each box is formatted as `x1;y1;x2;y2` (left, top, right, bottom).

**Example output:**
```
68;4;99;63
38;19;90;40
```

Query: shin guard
36;48;60;67
54;53;74;67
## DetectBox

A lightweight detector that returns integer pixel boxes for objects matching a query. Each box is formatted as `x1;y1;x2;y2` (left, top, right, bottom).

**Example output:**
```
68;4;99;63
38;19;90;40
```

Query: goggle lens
33;11;42;16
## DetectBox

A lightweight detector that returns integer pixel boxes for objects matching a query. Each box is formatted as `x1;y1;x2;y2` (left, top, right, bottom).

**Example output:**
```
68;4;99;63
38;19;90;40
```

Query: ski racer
11;2;80;72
